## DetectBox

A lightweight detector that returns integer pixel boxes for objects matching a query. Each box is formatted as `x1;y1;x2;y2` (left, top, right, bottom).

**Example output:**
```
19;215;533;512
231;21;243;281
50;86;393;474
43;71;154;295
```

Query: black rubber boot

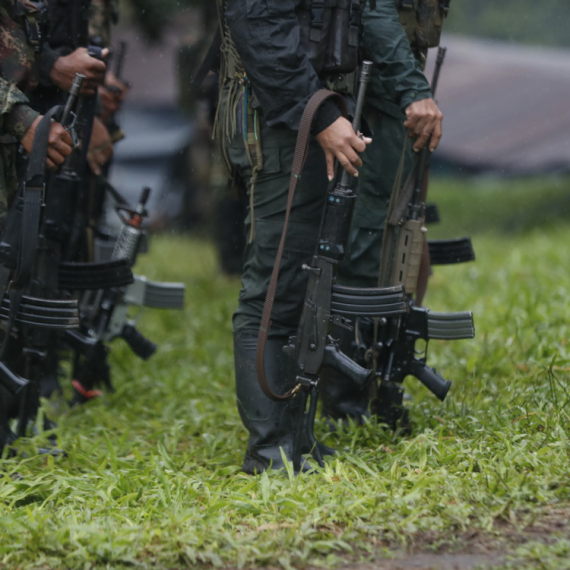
235;331;318;474
320;318;373;425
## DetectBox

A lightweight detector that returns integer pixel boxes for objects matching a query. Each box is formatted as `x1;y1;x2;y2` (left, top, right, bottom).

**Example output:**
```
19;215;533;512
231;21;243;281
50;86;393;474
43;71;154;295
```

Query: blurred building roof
427;36;570;175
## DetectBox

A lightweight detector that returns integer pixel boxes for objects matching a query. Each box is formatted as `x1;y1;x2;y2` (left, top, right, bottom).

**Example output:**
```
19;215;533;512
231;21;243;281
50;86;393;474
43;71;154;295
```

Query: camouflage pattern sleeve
0;0;41;91
0;78;38;140
89;0;119;46
0;78;38;225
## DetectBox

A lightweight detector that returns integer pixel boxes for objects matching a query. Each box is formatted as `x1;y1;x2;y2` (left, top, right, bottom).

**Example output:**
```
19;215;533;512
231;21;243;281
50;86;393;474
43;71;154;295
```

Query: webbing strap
0;106;60;358
256;89;347;402
12;105;61;290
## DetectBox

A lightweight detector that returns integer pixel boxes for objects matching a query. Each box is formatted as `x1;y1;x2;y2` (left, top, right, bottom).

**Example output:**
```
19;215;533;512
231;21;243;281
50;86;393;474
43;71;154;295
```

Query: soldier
215;0;443;474
0;0;76;451
320;1;448;426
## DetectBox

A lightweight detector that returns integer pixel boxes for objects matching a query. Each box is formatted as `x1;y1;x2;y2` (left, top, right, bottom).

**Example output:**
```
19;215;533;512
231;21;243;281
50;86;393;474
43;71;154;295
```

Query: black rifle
0;76;85;441
257;63;409;471
68;187;185;404
372;47;475;423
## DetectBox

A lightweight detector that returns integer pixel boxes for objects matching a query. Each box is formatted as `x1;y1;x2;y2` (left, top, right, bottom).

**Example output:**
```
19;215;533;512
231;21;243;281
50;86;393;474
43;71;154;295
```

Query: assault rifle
257;63;409;471
0;76;87;441
67;187;185;404
372;47;475;424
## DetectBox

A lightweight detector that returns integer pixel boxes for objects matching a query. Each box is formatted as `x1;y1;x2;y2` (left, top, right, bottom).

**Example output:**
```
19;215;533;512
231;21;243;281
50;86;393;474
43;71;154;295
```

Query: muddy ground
342;506;570;570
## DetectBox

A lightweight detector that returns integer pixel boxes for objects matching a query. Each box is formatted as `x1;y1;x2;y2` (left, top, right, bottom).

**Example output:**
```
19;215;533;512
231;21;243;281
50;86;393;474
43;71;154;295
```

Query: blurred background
107;0;570;266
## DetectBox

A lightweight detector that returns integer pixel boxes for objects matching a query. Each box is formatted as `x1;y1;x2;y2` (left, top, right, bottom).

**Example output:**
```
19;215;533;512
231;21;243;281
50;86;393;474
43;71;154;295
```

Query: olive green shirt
362;1;432;119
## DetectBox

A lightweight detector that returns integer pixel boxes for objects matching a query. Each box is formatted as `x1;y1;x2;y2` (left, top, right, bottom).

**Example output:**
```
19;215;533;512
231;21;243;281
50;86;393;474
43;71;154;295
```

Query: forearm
362;0;432;114
37;44;70;86
0;79;40;141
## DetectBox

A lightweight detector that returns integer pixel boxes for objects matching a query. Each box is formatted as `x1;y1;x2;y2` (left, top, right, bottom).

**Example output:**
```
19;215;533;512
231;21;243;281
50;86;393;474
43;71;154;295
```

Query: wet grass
1;176;570;569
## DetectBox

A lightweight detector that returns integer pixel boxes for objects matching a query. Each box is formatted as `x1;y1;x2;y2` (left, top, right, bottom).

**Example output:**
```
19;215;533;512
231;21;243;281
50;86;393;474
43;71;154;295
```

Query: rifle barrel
339;60;373;188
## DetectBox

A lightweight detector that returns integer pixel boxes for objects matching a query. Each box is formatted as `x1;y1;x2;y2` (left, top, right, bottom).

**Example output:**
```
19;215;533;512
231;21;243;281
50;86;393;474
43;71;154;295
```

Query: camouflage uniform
0;0;42;225
88;0;119;46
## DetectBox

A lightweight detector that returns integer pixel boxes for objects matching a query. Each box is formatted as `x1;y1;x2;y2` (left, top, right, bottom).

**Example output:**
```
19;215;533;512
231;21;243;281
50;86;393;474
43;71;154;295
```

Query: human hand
404;98;443;152
21;116;73;171
50;47;109;95
316;117;371;180
98;72;129;122
87;117;113;175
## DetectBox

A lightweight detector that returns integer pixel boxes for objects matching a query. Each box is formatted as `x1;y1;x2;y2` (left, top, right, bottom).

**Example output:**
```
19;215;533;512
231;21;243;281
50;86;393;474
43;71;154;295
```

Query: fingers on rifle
413;128;430;152
325;151;334;181
337;152;358;177
430;121;443;152
47;147;66;166
351;133;367;154
46;158;57;171
87;154;102;176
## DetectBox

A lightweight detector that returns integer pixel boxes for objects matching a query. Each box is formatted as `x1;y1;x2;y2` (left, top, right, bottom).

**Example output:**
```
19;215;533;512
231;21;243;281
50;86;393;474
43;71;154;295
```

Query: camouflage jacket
89;0;119;47
0;0;42;224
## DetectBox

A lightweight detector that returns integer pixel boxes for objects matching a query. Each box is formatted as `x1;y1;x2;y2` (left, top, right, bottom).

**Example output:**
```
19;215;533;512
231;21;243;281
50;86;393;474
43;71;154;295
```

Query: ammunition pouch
396;0;450;50
298;0;367;76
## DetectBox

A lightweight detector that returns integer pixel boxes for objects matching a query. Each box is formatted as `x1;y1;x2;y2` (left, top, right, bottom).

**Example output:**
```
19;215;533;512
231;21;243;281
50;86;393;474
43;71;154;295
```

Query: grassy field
2;176;570;569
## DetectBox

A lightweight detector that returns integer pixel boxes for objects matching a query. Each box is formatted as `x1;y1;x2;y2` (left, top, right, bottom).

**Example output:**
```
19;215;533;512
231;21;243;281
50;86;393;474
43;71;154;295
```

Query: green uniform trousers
337;104;413;288
226;104;328;338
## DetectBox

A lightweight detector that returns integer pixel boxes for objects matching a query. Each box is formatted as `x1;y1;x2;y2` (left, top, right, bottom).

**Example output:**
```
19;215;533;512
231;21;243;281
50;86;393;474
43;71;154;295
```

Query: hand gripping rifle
257;63;409;471
66;187;185;404
0;77;85;434
105;41;128;144
372;47;475;423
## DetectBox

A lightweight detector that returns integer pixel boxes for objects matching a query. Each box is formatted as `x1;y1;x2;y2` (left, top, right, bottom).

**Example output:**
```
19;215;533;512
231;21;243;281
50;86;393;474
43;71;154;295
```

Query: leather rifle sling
256;89;347;402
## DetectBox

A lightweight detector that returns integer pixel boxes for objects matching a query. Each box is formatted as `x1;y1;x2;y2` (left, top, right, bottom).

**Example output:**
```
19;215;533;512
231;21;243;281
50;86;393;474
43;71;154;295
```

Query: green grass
2;176;570;569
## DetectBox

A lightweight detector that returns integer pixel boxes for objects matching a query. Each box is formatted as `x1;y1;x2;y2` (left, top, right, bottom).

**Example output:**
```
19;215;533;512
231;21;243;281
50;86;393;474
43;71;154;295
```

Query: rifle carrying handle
256;89;348;402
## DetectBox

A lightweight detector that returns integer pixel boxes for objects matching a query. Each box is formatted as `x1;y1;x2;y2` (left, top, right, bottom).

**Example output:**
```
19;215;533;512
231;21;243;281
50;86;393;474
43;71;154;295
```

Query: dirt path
340;506;570;570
